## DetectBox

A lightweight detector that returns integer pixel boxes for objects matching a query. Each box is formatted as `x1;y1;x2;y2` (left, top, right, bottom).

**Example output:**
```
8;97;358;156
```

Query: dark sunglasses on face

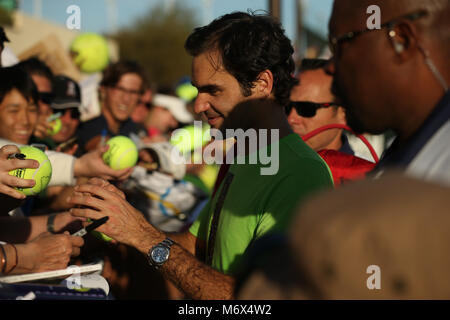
51;107;80;120
39;92;54;105
285;101;340;118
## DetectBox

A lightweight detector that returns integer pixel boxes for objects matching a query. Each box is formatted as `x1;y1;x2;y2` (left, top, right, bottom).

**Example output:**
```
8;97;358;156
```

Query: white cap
153;94;193;124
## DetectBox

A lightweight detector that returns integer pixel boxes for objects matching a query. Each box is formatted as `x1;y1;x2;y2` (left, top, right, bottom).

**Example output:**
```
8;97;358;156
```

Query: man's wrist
133;224;166;255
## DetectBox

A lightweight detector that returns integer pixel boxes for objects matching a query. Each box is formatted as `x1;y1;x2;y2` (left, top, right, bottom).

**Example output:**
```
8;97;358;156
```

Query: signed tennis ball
9;146;52;196
47;118;62;136
70;33;109;73
102;136;138;170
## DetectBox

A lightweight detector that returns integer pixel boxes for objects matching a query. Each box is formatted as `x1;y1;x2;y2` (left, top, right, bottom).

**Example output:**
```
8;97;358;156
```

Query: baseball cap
152;94;193;124
51;75;82;110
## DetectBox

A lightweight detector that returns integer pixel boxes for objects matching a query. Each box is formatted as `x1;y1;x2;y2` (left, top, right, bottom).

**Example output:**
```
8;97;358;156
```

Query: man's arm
68;179;235;299
0;212;82;243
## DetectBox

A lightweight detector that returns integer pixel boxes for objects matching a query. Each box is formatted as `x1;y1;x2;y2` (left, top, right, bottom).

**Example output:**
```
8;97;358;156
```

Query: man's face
31;74;53;119
103;72;143;122
329;0;397;134
192;51;255;131
0;89;38;144
51;108;80;143
288;69;346;151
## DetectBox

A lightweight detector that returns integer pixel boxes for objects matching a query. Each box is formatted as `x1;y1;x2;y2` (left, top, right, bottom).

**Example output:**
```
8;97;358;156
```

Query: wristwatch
147;238;175;269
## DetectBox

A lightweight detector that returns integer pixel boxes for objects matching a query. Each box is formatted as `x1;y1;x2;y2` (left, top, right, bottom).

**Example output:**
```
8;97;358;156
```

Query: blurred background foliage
113;3;198;90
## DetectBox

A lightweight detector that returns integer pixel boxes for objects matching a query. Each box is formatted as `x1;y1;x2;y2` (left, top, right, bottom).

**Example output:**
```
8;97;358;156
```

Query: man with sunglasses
40;75;82;154
288;58;350;154
328;0;450;185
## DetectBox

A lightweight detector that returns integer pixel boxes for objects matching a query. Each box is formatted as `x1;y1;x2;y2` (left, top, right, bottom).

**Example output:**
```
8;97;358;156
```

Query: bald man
328;0;450;185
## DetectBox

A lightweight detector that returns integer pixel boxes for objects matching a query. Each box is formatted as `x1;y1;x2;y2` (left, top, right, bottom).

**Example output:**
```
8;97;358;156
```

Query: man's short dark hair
185;11;298;107
100;60;148;93
0;66;39;106
16;57;53;82
299;58;330;73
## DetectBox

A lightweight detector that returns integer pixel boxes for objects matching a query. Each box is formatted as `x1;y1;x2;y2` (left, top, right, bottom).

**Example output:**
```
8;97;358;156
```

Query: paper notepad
0;263;103;284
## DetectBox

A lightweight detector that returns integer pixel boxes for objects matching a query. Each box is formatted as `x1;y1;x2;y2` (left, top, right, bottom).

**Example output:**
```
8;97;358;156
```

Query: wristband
47;213;57;234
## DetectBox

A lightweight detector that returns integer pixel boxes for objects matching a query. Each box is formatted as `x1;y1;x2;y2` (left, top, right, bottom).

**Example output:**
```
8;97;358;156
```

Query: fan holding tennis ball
46;113;62;136
102;136;138;170
47;118;62;136
8;146;52;196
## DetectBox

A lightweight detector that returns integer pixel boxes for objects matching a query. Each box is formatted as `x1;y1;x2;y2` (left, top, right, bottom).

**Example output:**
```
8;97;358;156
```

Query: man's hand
0;145;39;200
33;114;53;140
18;232;84;273
73;145;134;181
67;178;162;250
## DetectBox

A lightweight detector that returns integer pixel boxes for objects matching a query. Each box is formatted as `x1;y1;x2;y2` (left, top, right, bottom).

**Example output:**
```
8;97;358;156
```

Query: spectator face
288;69;346;151
192;50;259;131
0;89;38;144
31;74;53;119
51;108;80;143
130;89;152;125
103;72;143;123
328;0;397;134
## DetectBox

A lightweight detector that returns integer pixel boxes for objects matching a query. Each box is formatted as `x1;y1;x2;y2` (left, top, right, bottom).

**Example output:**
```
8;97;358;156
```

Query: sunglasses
51;107;81;120
285;101;340;118
39;92;55;105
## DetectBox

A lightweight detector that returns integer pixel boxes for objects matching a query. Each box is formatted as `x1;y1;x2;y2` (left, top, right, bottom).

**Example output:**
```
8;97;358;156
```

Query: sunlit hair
185;11;298;107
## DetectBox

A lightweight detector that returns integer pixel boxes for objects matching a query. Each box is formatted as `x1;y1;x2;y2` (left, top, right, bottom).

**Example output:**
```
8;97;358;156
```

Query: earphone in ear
389;30;404;54
394;41;404;53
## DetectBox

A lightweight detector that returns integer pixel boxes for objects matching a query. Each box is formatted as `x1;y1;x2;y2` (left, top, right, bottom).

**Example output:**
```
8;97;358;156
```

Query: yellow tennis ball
102;136;138;170
92;230;113;242
9;146;52;196
87;218;113;242
47;118;62;136
71;33;109;73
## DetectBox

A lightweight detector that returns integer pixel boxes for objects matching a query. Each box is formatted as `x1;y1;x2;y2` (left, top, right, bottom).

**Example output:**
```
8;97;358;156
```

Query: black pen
71;216;109;237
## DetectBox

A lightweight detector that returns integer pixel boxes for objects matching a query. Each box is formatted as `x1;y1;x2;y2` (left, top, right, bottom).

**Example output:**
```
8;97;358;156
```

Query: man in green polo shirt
68;12;333;299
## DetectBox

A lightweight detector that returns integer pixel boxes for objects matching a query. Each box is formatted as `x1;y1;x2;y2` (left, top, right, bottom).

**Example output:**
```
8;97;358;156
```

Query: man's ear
389;21;419;62
337;106;347;125
253;69;274;98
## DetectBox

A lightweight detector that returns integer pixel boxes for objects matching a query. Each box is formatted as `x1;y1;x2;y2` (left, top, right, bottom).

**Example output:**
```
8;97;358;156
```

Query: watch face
151;246;170;264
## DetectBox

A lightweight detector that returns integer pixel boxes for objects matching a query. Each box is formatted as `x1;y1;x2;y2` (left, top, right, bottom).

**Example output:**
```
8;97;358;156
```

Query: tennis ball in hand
9;146;52;196
102;136;138;170
47;118;62;136
87;218;113;242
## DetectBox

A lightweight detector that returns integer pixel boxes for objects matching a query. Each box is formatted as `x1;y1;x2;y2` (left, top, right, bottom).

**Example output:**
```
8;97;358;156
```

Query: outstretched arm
68;179;235;300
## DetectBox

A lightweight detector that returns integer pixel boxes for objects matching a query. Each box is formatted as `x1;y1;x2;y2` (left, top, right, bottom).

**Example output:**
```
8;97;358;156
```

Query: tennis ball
71;33;109;73
87;218;113;242
176;83;198;102
92;230;113;242
9;146;52;196
102;136;138;170
47;118;62;136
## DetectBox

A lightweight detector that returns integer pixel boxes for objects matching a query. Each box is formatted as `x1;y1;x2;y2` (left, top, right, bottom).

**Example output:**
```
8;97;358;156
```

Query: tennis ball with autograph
102;136;138;170
8;146;52;196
